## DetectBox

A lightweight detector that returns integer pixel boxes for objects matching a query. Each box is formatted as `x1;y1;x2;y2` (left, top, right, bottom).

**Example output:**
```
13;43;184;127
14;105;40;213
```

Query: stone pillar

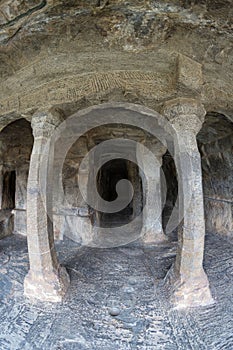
137;141;167;243
162;98;213;308
24;109;70;302
127;161;142;219
14;165;28;236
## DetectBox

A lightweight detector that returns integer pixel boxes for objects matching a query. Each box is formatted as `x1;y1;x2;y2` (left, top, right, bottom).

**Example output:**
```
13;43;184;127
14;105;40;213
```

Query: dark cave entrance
161;151;178;235
2;170;16;210
96;158;142;228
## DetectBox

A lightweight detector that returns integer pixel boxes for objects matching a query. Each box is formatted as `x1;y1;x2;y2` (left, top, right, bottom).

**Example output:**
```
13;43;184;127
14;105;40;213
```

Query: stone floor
0;232;233;350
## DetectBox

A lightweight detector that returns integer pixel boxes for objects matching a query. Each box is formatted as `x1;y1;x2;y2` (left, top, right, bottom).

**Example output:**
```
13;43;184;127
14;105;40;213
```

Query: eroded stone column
137;141;167;243
162;98;213;308
24;109;70;302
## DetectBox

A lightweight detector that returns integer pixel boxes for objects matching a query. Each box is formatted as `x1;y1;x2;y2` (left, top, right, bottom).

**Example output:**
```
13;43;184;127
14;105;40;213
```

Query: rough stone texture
0;209;13;239
197;113;233;237
0;232;233;349
177;53;203;92
0;0;231;315
0;1;232;117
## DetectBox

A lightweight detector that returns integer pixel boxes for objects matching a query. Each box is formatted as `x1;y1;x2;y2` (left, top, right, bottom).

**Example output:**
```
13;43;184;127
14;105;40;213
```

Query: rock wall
198;113;233;236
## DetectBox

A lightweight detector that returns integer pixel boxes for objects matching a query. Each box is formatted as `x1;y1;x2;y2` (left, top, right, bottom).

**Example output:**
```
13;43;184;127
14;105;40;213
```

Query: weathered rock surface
197;113;233;236
0;0;232;118
0;233;233;349
0;0;232;321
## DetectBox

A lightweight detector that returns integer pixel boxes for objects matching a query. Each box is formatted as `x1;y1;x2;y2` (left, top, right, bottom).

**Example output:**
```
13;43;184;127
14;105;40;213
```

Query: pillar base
142;230;168;244
164;265;214;309
24;266;70;302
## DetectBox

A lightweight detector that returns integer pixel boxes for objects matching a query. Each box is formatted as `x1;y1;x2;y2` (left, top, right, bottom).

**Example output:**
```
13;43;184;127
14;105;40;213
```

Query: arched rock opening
59;122;164;245
0;119;33;238
23;102;213;308
96;158;142;228
161;150;178;237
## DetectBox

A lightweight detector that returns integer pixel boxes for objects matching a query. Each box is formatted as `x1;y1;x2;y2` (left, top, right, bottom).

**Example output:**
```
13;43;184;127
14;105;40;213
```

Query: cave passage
2;170;16;210
96;159;141;228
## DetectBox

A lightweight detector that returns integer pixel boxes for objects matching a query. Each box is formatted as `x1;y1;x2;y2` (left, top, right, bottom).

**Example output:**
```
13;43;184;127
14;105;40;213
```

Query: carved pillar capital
31;108;65;138
162;98;206;135
141;140;167;166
